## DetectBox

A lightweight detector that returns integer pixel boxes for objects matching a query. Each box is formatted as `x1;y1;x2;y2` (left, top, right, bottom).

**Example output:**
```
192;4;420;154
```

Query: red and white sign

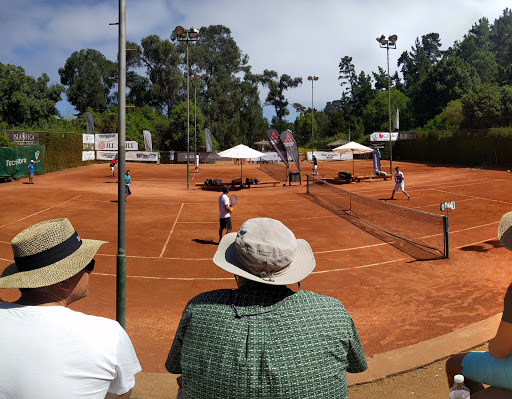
370;132;399;142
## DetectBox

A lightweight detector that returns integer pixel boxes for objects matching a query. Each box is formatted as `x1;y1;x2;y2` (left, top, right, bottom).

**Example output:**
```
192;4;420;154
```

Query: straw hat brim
498;211;512;251
0;239;107;289
213;232;316;285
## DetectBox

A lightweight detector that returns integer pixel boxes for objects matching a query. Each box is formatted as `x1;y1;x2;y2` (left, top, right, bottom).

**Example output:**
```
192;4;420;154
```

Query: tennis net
306;175;449;260
260;161;288;181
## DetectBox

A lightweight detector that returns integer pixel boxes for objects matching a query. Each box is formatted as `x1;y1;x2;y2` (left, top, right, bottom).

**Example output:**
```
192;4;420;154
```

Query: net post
306;174;310;193
443;215;450;258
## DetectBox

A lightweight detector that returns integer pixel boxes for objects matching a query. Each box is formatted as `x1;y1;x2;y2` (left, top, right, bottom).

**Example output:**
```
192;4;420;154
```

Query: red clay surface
1;159;511;373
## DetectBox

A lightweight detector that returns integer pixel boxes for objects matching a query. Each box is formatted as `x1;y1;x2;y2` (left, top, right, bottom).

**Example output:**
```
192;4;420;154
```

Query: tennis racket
230;194;238;209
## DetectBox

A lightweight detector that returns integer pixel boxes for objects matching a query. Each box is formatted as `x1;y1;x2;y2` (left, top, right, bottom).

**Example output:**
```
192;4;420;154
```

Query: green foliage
0;63;64;127
39;131;90;172
166;102;206;151
0;133;18;147
362;88;412;134
58;49;116;114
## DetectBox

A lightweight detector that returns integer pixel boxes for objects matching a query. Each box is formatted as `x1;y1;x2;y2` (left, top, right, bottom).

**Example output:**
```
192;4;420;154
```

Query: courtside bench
354;174;391;183
196;181;280;190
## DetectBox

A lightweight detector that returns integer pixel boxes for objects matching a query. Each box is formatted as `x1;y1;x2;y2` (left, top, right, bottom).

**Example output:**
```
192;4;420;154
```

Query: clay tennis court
1;159;511;374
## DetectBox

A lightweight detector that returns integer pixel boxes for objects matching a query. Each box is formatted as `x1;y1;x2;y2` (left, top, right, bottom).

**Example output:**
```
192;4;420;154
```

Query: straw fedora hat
0;218;107;289
499;211;512;251
213;218;315;285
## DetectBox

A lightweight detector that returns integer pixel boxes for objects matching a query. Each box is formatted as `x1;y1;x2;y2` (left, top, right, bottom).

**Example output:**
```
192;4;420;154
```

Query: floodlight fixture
376;34;398;173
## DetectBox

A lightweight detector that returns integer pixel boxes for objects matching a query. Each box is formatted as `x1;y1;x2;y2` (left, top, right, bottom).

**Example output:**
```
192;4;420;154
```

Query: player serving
390;166;411;200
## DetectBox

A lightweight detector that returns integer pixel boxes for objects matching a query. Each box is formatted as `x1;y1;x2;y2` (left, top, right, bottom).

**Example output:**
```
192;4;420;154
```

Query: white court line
431;189;512;205
0;195;81;229
160;203;184;258
316;242;388;254
89;235;501;281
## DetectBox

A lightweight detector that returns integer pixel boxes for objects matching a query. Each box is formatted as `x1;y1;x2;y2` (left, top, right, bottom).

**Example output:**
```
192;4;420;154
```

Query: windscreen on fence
0;145;45;178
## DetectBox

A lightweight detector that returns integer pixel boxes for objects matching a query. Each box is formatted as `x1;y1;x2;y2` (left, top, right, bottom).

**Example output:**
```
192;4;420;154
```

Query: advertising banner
83;134;94;144
280;129;300;170
86;112;95;134
372;149;382;172
126;141;139;151
0;145;45;178
95;134;118;151
82;151;95;161
205;128;213;152
307;151;352;161
6;131;39;146
143;130;152;152
370;132;399;142
96;151;158;162
266;129;289;167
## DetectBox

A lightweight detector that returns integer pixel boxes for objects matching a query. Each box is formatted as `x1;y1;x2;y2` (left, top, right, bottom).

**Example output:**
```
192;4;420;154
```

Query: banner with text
266;129;289;167
96;151;158;162
370;132;399;142
0;145;45;178
82;151;95;161
307;151;352;161
280;129;300;170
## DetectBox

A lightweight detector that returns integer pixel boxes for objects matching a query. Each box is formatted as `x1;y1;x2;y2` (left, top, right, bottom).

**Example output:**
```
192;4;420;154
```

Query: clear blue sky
0;0;510;121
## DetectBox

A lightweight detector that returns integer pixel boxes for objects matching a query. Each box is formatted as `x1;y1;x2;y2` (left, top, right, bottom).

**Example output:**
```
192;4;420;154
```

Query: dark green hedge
396;128;512;166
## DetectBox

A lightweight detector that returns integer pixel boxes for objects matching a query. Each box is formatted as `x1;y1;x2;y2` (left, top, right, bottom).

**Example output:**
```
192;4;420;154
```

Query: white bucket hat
0;218;107;289
498;212;512;251
213;218;315;285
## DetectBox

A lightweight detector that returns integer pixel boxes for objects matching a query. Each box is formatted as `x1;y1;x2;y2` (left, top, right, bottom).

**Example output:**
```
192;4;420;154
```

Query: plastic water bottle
450;374;470;398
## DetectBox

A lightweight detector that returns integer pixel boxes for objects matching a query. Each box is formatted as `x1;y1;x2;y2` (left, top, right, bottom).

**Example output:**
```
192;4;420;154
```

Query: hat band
14;231;83;272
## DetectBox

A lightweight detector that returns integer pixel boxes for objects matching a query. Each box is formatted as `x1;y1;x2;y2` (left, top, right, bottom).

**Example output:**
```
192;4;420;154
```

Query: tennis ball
509;170;511;173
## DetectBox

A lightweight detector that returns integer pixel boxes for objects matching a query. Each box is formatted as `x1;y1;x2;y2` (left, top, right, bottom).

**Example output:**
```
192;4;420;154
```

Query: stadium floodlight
175;26;200;189
377;34;398;174
307;76;319;157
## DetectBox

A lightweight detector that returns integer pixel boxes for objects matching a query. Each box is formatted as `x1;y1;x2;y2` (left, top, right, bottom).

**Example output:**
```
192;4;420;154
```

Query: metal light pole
377;34;397;174
307;76;319;156
176;26;199;189
190;74;201;155
113;0;127;329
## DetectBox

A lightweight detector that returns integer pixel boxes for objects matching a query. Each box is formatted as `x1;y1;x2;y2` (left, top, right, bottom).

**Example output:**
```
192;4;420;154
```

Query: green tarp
0;145;45;178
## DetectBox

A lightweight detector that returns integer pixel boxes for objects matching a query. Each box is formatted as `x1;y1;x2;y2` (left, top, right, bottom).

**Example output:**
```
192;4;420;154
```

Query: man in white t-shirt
0;218;141;399
218;185;233;244
195;154;200;173
390;166;411;200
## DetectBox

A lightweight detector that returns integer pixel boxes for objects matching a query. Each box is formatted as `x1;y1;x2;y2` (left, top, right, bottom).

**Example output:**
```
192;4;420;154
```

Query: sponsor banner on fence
83;134;94;144
0;145;45;178
370;132;399;142
96;151;158;162
6;131;39;146
399;132;417;140
82;151;95;161
307;151;352;161
94;134;139;151
95;134;118;151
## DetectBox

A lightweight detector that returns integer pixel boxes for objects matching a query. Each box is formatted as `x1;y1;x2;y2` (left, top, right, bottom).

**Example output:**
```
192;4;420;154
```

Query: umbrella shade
332;141;374;175
217;144;265;184
332;141;374;154
218;144;265;159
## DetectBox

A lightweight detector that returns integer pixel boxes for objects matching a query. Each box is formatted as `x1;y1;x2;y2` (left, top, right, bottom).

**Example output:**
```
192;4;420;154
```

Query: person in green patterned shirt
166;218;367;399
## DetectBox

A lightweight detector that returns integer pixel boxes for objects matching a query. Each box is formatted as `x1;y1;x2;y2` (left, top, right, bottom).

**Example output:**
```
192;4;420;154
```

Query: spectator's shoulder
187;289;234;307
299;290;348;312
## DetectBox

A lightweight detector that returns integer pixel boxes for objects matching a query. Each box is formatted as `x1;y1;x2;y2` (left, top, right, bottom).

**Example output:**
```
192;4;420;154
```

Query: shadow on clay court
460;240;503;253
192;239;218;246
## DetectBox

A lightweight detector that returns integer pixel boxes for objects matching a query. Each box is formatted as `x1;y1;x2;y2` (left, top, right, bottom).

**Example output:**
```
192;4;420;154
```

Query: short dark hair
395;166;399;170
222;185;229;194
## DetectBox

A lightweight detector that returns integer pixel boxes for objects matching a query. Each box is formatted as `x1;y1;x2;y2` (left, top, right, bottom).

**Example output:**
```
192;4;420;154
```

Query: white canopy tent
217;144;265;183
333;141;374;175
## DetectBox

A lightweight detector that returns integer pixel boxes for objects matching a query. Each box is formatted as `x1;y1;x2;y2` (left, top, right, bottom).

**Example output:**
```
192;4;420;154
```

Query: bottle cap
454;374;464;384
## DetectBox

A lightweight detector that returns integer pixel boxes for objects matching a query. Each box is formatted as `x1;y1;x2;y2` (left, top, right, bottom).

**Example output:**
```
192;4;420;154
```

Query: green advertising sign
0;145;45;178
